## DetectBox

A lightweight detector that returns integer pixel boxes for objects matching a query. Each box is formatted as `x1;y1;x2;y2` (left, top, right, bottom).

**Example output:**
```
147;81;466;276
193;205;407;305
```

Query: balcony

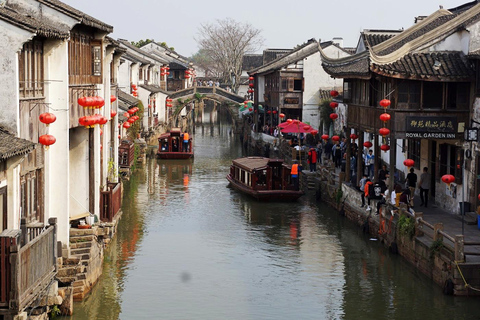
0;218;57;315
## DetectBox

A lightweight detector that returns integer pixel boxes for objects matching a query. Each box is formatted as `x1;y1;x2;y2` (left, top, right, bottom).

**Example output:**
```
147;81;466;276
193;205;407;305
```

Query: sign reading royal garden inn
405;116;457;139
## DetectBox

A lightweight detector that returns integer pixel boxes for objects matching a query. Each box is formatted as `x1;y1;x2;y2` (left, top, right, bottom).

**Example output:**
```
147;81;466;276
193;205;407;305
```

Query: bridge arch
167;85;245;129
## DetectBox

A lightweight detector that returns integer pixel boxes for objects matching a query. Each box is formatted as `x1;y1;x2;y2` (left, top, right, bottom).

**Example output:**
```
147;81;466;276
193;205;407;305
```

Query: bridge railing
167;86;244;104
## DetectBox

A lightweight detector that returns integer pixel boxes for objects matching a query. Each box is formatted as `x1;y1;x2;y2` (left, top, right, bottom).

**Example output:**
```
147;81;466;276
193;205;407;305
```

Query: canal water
69;113;480;320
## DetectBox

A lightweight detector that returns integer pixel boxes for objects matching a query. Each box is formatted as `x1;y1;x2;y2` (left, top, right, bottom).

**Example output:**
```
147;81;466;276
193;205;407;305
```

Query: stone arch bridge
167;85;245;129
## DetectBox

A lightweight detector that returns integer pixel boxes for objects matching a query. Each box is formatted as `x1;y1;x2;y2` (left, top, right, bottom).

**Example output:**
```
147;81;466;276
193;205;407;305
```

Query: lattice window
18;39;44;98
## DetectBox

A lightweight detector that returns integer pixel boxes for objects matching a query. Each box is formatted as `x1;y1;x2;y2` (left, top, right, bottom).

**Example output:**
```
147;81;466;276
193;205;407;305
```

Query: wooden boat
226;157;304;201
157;128;193;159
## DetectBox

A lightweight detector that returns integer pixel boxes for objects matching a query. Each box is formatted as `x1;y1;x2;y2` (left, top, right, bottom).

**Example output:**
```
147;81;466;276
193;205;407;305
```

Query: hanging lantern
330;113;338;120
39;134;56;148
380;144;390;152
403;159;415;167
128;117;135;123
273;110;277;114
279;113;285;119
350;134;358;140
166;98;173;102
185;75;191;79
111;110;117;118
110;95;117;103
441;174;455;185
248;89;254;93
267;110;271;114
249;76;254;81
363;141;373;148
332;135;340;142
248;108;253;112
379;99;391;108
478;194;480;201
379;113;391;122
249;83;254;88
166;103;173;107
293;119;300;124
161;72;166;76
311;130;318;135
118;135;121;139
321;134;329;140
98;116;108;126
287;119;293;123
123;112;130;118
39;113;56;126
379;128;390;136
123;122;131;129
128;108;136;115
330;102;338;109
330;90;339;97
304;125;311;131
78;96;87;107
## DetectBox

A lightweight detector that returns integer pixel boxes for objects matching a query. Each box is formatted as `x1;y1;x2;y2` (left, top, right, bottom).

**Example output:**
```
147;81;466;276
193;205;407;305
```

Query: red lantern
248;89;254;93
330;102;338;109
118;135;121;139
379;128;390;136
304;125;311;131
249;83;254;88
248;108;253;112
380;144;390;152
185;75;190;79
273;110;277;114
363;141;373;148
478;194;480;201
166;103;173;107
330;90;339;97
332;135;340;142
441;174;455;185
123;122;131;129
39;134;56;147
78;96;87;107
379;99;391;108
350;134;358;140
128;117;135;123
267;110;271;114
279;113;285;119
330;113;338;120
403;159;415;167
39;113;56;126
311;130;318;135
249;76;254;81
166;98;173;102
98;116;108;126
111;110;117;118
128;108;136;115
321;134;329;140
379;113;391;122
123;112;130;118
287;119;293;123
110;95;117;103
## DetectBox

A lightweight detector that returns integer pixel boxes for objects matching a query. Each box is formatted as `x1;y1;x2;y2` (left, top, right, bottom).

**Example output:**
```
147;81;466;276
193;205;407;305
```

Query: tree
190;49;222;79
131;39;174;51
195;18;263;93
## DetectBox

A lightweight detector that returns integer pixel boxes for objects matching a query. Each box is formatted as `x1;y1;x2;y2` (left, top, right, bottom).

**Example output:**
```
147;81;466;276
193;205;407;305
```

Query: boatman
291;160;299;190
183;132;189;152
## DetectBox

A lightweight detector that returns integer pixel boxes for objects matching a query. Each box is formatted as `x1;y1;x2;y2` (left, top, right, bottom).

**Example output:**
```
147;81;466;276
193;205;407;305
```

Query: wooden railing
100;182;122;222
0;218;57;312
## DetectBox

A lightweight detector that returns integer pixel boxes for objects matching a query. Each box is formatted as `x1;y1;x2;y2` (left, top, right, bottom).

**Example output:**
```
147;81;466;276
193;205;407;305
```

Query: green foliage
335;188;343;204
127;101;145;141
131;39;174;51
194;92;206;102
430;240;444;259
398;215;416;239
319;99;333;128
50;305;61;318
107;158;118;182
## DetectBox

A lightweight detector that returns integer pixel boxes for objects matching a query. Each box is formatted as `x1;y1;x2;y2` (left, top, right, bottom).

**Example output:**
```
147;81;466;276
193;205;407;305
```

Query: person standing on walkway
308;148;317;172
291;161;300;190
362;179;373;209
406;168;417;207
419;167;431;207
365;150;375;179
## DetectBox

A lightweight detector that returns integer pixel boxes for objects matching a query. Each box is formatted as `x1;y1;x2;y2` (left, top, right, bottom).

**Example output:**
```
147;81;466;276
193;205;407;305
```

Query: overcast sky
63;0;466;57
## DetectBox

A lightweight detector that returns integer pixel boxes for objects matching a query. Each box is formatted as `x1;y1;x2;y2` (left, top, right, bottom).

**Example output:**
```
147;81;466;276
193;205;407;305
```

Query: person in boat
172;139;178;152
183;132;190;152
161;139;168;151
291;160;300;191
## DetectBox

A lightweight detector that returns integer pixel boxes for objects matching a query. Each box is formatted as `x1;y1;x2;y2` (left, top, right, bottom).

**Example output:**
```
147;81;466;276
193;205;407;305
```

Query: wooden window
423;82;443;109
68;32;102;84
397;80;421;109
408;140;421;170
18;39;44;98
20;170;42;223
139;67;143;81
446;82;469;110
288;78;294;92
343;80;352;101
293;79;303;91
281;79;288;90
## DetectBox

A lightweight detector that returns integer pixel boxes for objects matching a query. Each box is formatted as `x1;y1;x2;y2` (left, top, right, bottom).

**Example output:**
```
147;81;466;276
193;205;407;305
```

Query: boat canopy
232;157;284;172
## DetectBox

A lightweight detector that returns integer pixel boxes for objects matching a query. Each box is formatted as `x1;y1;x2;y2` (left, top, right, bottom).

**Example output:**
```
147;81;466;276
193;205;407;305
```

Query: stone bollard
454;235;465;263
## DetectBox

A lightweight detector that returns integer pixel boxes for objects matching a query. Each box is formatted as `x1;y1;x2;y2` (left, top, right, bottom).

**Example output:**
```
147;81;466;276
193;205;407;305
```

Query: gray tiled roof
118;90;140;106
361;30;403;49
321;51;371;79
242;54;263;71
139;84;169;95
37;0;113;32
0;6;69;39
0;127;36;161
372;52;475;80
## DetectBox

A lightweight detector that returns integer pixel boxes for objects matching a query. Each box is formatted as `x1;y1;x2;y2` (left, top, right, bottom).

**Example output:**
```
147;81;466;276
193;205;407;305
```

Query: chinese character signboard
405;116;457;139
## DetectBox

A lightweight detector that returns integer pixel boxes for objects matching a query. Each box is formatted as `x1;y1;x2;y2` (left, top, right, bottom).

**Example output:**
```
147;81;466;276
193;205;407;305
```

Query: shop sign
405;116;457;139
284;97;299;104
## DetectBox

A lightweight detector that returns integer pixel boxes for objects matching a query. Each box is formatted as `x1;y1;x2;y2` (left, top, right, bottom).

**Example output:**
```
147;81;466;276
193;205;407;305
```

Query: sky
63;0;467;57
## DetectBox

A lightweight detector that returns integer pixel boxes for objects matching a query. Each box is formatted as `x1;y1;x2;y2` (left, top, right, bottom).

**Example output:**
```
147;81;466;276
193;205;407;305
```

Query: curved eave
370;4;480;65
318;42;371;79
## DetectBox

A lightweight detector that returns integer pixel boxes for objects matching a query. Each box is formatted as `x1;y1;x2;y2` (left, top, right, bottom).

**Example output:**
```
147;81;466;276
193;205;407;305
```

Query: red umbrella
280;121;315;134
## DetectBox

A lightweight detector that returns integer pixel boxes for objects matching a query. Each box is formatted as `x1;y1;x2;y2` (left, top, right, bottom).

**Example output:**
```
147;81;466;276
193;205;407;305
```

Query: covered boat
226;157;304;201
157;128;193;159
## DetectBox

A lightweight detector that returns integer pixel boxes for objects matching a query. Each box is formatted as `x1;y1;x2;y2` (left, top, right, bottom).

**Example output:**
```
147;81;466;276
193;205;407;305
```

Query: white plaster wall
118;60;132;93
257;76;265;103
429;30;469;54
43;39;70;244
156;92;168;123
467;20;480;54
0;21;34;133
138;87;149;130
8;0;79;29
6;159;21;229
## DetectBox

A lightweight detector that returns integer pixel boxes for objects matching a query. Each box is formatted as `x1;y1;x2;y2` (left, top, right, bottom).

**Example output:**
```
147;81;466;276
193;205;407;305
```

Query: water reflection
69;108;480;320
